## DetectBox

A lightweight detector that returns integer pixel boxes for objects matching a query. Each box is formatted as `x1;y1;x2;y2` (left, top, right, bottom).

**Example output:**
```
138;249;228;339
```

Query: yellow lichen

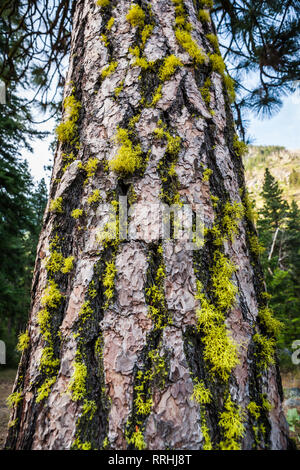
206;33;219;53
249;234;264;256
202;168;213;182
126;4;145;28
71;208;83;219
114;80;124;98
200;77;211;107
129;46;154;69
101;61;118;79
195;252;240;382
62;151;76;172
175;29;206;65
218;395;245;450
198;9;211;23
103;260;117;308
212;251;238;311
258;306;283;337
106;17;115;31
78;157;99;183
127;427;147;450
61;256;75;274
17;331;30;352
247;401;261;420
96;0;110;7
233;134;248;157
87;189;102;205
223;73;236;103
158;55;183;81
253;333;276;369
141;24;153;46
56;94;81;144
149;84;162;107
45;250;64;273
191;378;212;404
49;197;63;214
100;34;109;47
6;391;22;410
36;377;57;403
221;201;244;242
209;53;226;75
67;361;88;401
41;280;63;309
78;301;94;325
109;128;142;175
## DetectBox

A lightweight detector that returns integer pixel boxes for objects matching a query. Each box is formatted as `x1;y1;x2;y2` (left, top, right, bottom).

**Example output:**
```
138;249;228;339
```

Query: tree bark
6;0;290;450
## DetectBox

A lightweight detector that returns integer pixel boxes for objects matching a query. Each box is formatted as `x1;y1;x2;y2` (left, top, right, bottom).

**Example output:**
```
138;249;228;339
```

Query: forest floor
0;369;16;449
0;368;299;449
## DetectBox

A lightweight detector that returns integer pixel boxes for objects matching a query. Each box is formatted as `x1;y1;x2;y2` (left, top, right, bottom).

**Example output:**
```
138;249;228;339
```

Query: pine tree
257;169;300;368
5;0;289;450
0;2;48;366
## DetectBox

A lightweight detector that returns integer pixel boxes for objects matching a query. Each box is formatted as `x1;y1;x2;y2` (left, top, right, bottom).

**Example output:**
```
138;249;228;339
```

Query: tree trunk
6;0;289;450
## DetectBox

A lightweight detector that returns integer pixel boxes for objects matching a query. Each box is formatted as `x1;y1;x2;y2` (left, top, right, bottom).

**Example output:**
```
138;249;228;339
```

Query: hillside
243;146;300;209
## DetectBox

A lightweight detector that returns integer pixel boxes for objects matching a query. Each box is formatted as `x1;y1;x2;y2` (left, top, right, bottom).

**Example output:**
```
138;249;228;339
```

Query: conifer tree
5;0;289;450
257;170;300;365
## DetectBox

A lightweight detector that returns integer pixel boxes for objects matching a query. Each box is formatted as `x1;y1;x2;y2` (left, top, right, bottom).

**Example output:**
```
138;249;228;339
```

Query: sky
23;90;300;185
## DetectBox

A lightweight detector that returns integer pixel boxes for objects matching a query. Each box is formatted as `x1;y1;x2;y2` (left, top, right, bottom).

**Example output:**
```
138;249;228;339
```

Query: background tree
5;0;289;450
257;169;300;366
0;4;48;366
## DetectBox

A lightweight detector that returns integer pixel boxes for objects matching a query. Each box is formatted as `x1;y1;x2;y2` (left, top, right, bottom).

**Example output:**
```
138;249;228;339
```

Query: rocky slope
243;146;300;209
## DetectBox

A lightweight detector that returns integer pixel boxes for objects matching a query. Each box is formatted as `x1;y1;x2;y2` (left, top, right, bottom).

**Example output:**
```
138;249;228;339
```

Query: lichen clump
218;396;245;450
49;197;63;214
101;61;118;79
17;331;30;352
78;157;99;184
56;93;81;144
96;0;110;7
71;208;83;219
109;128;142;175
191;378;212;405
126;4;145;28
87;189;102;205
158;55;183;81
172;0;207;65
67;360;88;401
175;29;206;65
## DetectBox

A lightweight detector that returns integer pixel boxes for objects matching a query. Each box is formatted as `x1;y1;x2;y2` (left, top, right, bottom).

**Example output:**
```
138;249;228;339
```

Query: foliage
255;168;300;367
212;0;300;137
0;150;47;365
286;408;300;433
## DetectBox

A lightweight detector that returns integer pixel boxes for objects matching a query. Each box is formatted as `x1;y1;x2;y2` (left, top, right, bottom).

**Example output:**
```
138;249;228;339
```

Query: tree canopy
1;0;299;130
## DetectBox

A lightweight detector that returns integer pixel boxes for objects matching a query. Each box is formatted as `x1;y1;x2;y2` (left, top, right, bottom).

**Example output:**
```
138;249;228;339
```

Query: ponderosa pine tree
257;170;300;361
6;0;290;450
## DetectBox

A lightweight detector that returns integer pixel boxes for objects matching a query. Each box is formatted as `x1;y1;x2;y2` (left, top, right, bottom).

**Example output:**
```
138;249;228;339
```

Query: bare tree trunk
6;0;289;450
